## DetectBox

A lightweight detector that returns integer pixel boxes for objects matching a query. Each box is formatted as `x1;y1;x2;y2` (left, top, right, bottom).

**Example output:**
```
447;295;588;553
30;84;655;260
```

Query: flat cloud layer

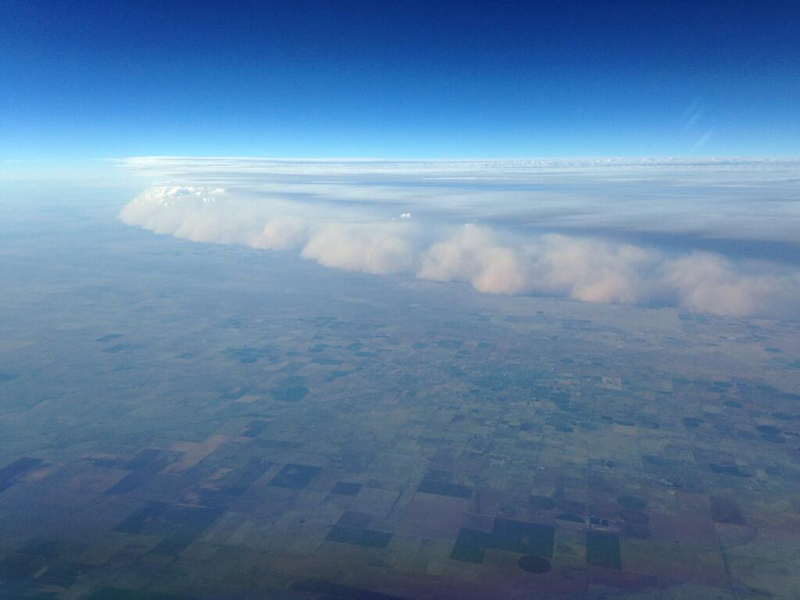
118;158;800;318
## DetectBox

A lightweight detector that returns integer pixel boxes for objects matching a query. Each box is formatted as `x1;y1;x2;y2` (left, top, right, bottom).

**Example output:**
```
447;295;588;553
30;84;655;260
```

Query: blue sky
2;0;799;161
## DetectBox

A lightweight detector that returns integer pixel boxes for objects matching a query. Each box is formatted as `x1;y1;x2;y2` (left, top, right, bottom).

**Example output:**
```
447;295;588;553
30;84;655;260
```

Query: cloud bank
117;156;800;247
119;179;800;318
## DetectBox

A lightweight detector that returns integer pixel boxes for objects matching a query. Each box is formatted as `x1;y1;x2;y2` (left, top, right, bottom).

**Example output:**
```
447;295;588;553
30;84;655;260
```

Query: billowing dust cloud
119;183;800;318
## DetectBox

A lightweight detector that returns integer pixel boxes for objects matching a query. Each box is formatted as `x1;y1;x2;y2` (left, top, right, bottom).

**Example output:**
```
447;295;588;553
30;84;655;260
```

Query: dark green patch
0;457;42;493
417;480;473;499
450;528;490;564
451;519;555;564
555;513;584;523
291;579;405;600
624;524;651;539
337;511;372;528
517;555;551;574
270;385;309;402
150;506;225;555
331;481;362;496
617;496;646;511
773;412;797;421
586;531;621;569
114;501;169;534
223;346;274;364
326;526;391;548
189;459;271;508
710;496;746;525
123;448;161;470
423;469;452;482
619;509;648;524
550;392;570;409
96;333;122;342
437;340;463;349
88;588;194;600
709;463;752;478
105;451;170;496
220;387;250;400
257;439;302;450
756;425;780;434
269;464;321;489
241;420;270;438
490;518;555;556
311;356;343;365
529;496;557;510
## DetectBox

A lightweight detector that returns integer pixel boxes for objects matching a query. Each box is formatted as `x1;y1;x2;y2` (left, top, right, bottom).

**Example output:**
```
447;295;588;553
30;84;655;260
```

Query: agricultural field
1;200;799;599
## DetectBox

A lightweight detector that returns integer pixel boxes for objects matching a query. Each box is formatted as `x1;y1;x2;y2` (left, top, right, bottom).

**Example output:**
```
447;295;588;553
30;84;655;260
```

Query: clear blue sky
2;0;799;160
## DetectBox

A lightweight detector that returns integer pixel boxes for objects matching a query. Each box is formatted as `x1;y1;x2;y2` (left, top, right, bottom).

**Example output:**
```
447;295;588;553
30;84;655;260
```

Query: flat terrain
1;198;799;599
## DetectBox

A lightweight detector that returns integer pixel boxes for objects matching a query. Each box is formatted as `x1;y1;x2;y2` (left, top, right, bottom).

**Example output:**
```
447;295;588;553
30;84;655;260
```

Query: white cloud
118;160;800;319
114;156;800;245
